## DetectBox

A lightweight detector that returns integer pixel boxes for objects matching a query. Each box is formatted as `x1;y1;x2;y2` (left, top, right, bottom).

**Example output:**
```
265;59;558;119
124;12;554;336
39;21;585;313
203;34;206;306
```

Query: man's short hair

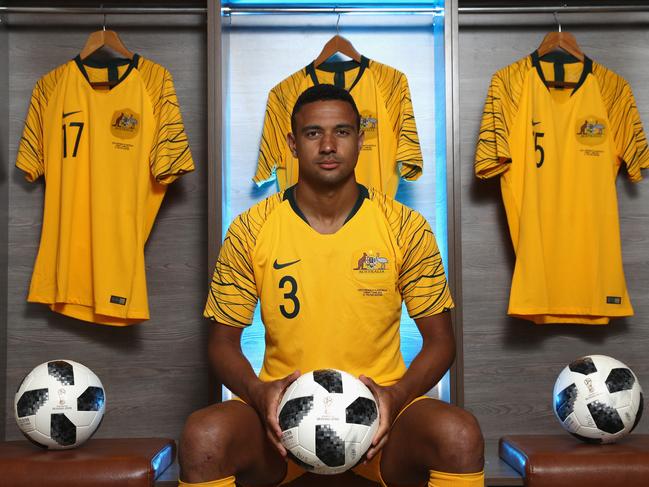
291;84;361;134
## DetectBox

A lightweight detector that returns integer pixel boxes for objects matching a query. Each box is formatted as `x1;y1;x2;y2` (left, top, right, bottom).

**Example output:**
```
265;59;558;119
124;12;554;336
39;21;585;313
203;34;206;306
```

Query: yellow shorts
233;395;431;487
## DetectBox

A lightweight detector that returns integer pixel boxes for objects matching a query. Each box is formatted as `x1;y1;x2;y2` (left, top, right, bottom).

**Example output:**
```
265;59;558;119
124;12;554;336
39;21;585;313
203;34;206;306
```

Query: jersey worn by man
16;54;194;326
254;57;423;197
204;185;453;385
475;52;649;324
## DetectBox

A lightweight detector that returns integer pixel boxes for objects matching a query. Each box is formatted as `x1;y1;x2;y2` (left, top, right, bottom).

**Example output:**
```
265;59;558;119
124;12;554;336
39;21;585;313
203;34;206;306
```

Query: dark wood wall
1;13;9;442
3;11;209;441
459;15;649;440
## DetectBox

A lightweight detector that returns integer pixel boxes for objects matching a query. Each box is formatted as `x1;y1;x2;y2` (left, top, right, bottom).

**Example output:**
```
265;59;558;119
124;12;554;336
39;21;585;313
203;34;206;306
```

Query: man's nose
319;132;336;153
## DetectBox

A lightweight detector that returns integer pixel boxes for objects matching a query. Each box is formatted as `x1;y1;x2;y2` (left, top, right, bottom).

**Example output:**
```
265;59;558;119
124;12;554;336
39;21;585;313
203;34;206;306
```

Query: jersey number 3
279;275;300;319
62;122;85;158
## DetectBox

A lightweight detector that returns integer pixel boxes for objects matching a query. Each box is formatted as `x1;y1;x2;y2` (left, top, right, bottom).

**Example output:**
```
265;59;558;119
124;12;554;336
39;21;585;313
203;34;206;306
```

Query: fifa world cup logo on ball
58;388;67;406
323;396;333;415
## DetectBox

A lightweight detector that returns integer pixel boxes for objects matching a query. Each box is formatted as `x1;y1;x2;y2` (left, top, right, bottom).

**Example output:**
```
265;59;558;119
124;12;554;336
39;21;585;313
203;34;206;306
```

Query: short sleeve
254;86;292;188
475;72;512;179
149;69;194;184
16;80;46;182
394;73;423;181
203;217;258;327
609;81;649;181
399;212;454;319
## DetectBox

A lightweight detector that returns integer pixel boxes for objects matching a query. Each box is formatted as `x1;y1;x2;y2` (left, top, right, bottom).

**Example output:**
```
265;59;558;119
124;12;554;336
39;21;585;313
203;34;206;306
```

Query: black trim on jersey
304;56;369;93
531;50;592;96
344;184;369;223
74;54;140;90
284;183;369;227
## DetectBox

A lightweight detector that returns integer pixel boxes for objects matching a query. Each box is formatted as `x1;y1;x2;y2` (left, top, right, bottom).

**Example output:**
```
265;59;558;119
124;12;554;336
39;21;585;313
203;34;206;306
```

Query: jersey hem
204;313;251;328
252;172;277;188
509;306;633;325
16;161;41;182
28;296;149;324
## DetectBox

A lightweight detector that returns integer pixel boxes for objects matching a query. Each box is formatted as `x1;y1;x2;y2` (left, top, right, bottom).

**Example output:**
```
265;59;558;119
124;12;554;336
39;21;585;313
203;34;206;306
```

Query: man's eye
337;129;350;136
306;130;319;137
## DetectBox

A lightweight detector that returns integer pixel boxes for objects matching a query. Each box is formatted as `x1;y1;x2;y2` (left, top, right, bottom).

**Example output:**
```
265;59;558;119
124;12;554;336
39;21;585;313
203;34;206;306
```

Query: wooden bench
500;434;649;487
0;438;175;487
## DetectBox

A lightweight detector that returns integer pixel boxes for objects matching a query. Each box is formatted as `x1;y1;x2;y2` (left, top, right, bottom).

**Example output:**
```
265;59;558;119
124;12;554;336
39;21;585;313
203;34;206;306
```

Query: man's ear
287;132;298;157
357;130;365;153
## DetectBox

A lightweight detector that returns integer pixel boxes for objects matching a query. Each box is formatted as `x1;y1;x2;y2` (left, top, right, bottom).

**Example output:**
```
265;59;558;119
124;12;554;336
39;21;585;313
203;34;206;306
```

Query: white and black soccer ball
14;360;106;449
277;369;379;474
553;355;643;444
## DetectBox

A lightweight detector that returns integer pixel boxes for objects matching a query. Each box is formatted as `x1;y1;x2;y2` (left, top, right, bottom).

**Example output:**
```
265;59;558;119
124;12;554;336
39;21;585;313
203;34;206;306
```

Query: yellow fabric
429;469;485;487
16;55;194;325
254;57;423;197
178;476;236;487
475;52;649;324
204;186;453;386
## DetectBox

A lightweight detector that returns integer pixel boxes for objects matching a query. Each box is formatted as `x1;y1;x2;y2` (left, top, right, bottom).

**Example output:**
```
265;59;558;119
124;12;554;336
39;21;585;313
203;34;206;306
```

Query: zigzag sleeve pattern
254;72;303;187
140;58;195;184
371;189;454;319
593;63;649;182
475;57;528;179
16;65;66;182
204;193;284;327
372;61;423;181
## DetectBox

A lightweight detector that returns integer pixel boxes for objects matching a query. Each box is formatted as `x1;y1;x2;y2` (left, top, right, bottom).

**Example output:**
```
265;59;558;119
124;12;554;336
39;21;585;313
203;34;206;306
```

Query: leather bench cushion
499;434;649;487
0;437;175;487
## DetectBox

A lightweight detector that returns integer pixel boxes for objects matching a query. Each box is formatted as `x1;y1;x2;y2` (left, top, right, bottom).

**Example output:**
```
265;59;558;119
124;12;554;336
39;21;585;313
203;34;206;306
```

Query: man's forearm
391;340;455;407
208;324;263;404
390;313;456;408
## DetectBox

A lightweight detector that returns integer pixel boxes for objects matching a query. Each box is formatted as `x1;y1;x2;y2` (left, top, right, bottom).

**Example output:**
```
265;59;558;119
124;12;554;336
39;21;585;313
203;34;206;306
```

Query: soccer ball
14;360;106;449
277;369;379;474
553;355;643;444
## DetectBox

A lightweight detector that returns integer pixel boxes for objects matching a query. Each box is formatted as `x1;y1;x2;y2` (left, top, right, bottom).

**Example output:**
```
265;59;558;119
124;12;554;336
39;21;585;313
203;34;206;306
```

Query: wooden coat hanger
80;29;134;61
537;12;585;89
313;14;361;67
537;32;584;62
79;11;134;88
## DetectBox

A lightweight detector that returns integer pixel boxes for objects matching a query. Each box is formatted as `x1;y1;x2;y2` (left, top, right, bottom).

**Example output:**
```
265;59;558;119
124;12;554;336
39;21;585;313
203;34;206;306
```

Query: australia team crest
360;111;378;141
111;109;140;139
575;116;607;146
352;250;389;274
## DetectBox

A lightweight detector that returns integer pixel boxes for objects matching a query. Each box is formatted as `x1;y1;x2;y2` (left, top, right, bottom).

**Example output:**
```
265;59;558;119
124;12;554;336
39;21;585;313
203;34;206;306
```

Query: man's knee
179;405;238;473
430;407;484;472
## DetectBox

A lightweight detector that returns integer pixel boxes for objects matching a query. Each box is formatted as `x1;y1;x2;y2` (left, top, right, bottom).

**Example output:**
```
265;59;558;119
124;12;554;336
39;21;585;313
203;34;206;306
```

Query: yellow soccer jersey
475;52;649;324
16;54;194;326
254;57;423;197
204;185;453;385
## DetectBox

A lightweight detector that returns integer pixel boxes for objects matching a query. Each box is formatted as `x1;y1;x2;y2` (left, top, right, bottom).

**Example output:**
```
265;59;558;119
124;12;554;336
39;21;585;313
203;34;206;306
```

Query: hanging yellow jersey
254;57;423;197
475;52;649;324
204;185;453;385
16;54;194;326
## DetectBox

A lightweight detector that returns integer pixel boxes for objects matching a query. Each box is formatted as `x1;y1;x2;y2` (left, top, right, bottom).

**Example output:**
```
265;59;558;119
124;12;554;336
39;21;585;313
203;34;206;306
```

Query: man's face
288;100;364;189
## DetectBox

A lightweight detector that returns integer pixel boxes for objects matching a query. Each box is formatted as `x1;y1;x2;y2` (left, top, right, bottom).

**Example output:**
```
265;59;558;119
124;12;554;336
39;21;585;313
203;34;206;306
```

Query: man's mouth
318;159;340;169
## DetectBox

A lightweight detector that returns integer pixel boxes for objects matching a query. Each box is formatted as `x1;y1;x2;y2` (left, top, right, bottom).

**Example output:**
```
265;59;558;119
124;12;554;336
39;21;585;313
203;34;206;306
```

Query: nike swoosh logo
63;110;82;119
273;259;301;270
532;121;541;126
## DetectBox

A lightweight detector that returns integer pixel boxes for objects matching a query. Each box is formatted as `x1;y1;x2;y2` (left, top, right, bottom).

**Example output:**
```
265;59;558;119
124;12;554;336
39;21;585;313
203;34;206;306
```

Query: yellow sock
429;469;484;487
178;476;236;487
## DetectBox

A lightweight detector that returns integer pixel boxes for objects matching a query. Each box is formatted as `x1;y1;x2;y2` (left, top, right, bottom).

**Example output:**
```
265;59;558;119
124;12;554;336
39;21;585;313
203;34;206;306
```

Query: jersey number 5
62;122;85;158
534;131;545;168
279;275;300;319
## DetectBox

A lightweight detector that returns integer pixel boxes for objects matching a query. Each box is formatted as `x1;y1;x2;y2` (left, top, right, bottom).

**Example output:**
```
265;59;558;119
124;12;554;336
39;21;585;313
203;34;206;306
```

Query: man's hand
248;370;301;457
359;375;408;461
